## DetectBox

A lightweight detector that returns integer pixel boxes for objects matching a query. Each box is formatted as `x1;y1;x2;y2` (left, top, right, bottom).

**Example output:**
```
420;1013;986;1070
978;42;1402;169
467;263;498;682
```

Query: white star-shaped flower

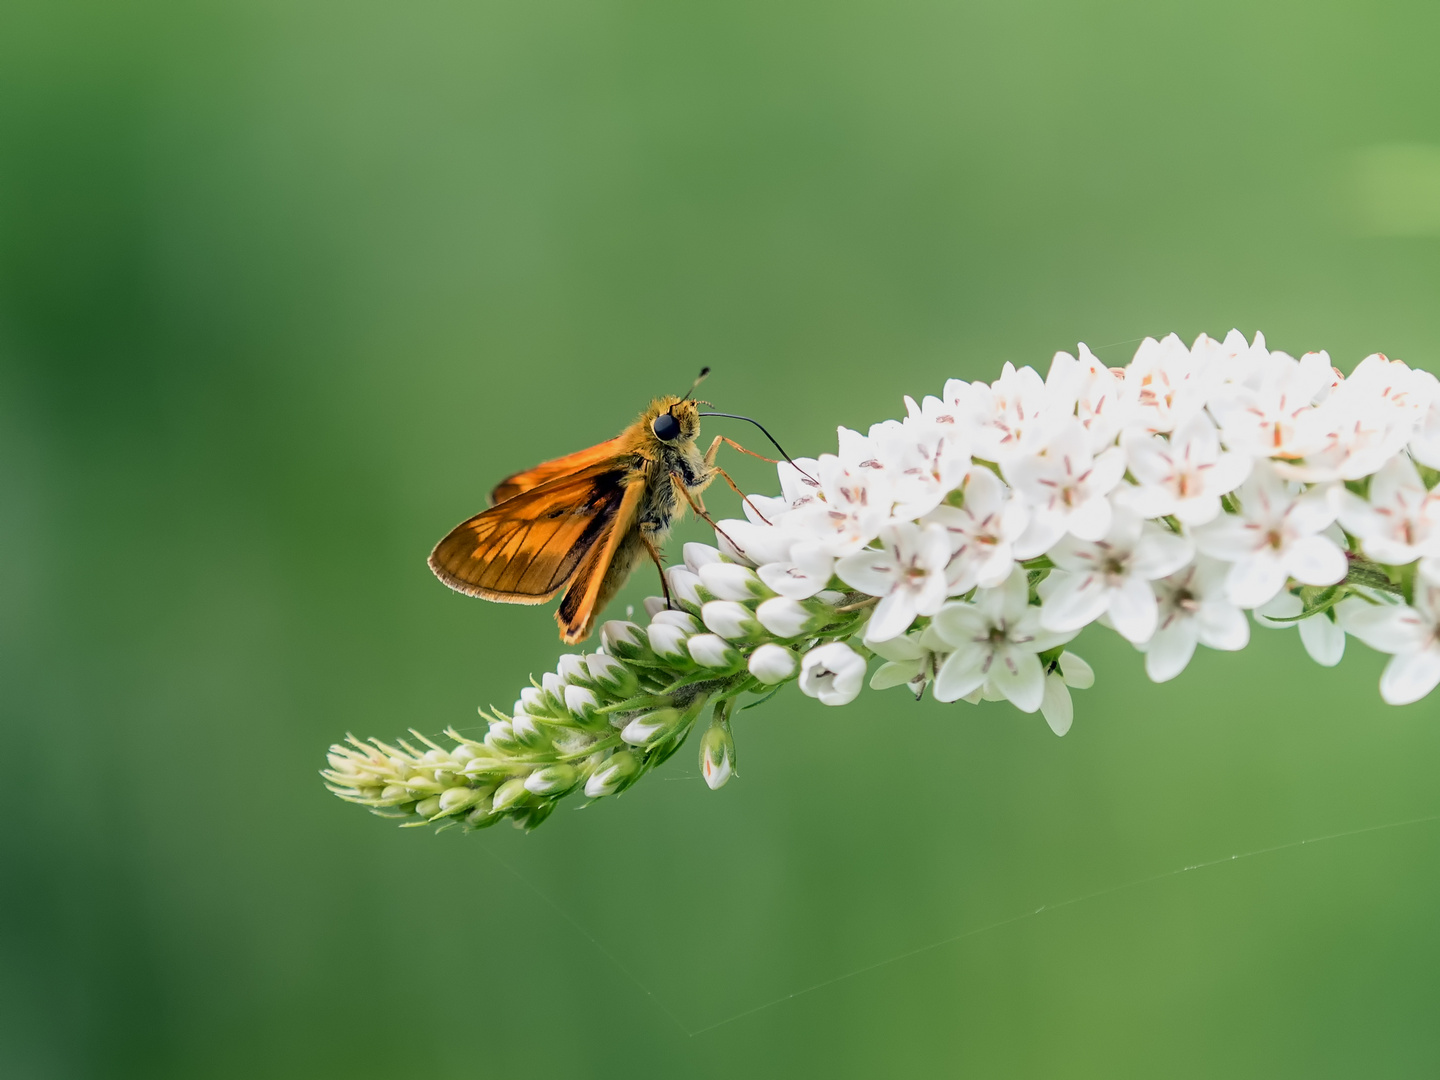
1003;416;1128;552
922;467;1028;594
1117;412;1252;526
835;522;951;641
1334;453;1440;565
1045;343;1125;452
867;629;947;699
1191;461;1346;608
1038;506;1195;643
1118;332;1214;437
1340;584;1440;705
928;569;1077;711
1142;557;1250;681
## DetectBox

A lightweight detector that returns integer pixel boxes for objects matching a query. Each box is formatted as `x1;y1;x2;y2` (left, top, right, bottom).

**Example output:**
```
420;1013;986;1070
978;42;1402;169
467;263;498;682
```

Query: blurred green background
4;1;1440;1076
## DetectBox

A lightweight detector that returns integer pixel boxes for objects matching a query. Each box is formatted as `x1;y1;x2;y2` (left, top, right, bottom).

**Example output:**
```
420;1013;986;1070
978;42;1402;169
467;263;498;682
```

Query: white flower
1340;585;1440;704
748;643;798;684
1117;332;1214;436
1039;651;1094;736
1334;453;1440;565
797;641;867;706
867;629;946;698
1207;346;1335;460
922;467;1028;593
928;569;1077;711
1191;461;1346;608
885;419;972;520
1039;507;1195;643
1254;591;1347;667
834;522;951;641
1143;557;1250;681
755;539;836;600
1045;344;1124;452
787;453;892;557
1003;416;1128;551
1274;355;1430;482
1117;412;1251;526
963;362;1056;463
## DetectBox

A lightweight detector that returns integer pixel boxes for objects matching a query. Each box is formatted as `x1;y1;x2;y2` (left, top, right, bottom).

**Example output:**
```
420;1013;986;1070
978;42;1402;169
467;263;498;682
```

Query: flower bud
556;653;589;684
438;785;485;814
379;783;412;804
651;609;702;633
748;642;798;683
600;620;650;661
687;632;742;669
586;652;638;697
462;756;500;780
798;641;867;706
647;622;692;660
702;600;765;641
665;566;704;608
698;722;736;790
699;561;772;602
643;596;668;617
464;799;498;828
684;543;723;573
621;707;683;746
524;764;578;795
484;720;520;754
414;795;442;818
585;750;639;797
491;776;529;813
541;671;566;698
559;684;595;720
510;712;550;749
755;597;829;638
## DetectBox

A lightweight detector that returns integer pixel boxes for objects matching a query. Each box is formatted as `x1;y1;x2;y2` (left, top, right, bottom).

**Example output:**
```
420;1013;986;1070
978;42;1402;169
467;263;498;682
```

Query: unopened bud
512;800;555;831
651;609;702;633
665;566;704;608
755;596;829;638
643;596;668;617
541;671;566;698
585;750;639;797
414;795;442;818
648;622;692;660
621;708;683;746
687;633;742;669
699;562;772;602
702;600;764;641
379;783;412;804
438;785;485;814
524;764;578;795
586;652;638;697
564;684;600;721
556;653;590;684
748;642;798;683
600;620;650;660
699;722;736;790
510;712;550;749
683;543;723;573
491;777;529;813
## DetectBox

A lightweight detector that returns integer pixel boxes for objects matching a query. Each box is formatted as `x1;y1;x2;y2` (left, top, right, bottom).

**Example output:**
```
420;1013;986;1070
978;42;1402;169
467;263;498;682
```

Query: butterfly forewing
488;436;628;506
430;462;635;603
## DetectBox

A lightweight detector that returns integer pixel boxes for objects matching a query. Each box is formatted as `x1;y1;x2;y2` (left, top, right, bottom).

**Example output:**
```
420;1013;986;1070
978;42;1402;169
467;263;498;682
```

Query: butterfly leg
673;474;748;559
701;436;774;525
639;524;674;609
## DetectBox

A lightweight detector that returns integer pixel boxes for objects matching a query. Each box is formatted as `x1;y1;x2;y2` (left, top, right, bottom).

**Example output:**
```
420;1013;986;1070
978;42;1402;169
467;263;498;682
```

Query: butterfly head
648;396;703;445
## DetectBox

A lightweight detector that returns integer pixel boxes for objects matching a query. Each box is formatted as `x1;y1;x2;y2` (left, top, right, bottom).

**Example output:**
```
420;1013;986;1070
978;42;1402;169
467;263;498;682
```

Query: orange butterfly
428;371;788;643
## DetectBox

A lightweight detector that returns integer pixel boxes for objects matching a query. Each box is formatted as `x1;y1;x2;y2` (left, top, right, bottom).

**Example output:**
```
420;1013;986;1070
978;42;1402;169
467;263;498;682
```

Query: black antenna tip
699;366;710;377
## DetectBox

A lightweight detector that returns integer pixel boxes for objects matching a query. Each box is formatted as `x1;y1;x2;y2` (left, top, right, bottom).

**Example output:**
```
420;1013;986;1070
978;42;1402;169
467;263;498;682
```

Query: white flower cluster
710;330;1440;724
326;329;1440;836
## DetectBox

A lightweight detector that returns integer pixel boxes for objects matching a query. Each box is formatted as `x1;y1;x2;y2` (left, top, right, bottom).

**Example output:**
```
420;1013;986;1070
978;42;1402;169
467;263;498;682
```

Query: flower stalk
326;329;1440;832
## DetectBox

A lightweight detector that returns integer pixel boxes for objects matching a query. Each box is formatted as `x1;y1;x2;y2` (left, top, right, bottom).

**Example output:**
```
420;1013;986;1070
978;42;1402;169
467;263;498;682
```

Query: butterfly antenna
697;411;816;483
679;367;711;403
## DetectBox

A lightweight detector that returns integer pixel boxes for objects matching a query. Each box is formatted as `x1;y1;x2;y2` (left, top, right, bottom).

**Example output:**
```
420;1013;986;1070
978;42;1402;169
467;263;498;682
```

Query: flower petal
1380;648;1440;705
1108;575;1159;643
1145;621;1198;682
1040;673;1073;735
1297;612;1345;667
989;647;1044;713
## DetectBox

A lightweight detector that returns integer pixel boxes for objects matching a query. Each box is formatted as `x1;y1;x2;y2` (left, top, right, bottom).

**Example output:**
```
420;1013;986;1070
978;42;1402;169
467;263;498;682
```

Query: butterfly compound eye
652;411;682;441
